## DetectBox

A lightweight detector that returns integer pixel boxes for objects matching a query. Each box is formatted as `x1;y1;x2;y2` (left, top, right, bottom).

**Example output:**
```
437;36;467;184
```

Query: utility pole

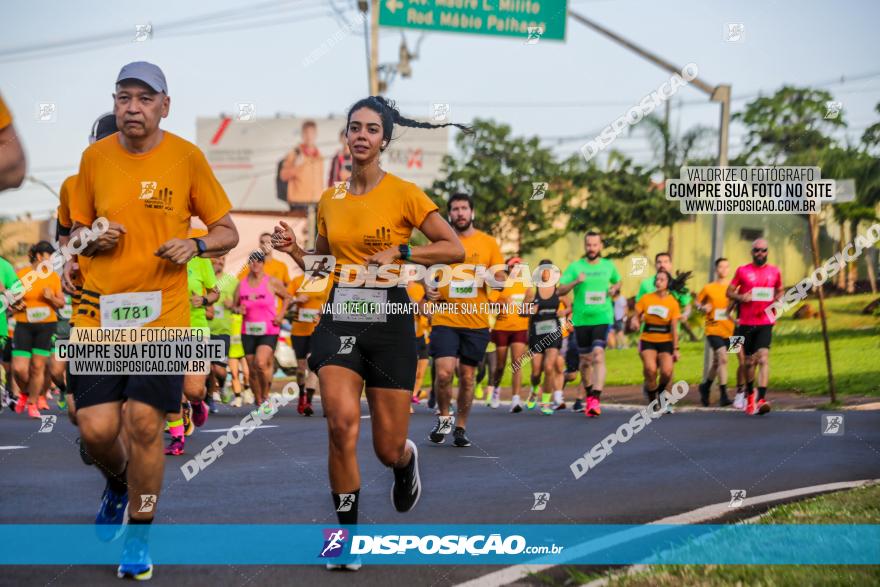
370;0;380;95
567;9;730;282
809;212;838;403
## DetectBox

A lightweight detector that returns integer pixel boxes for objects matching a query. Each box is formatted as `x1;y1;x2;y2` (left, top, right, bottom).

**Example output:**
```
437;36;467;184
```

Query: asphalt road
2;399;879;586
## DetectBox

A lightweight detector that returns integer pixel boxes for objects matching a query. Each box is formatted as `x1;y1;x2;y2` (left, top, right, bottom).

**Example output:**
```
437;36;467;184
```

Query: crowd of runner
0;62;785;579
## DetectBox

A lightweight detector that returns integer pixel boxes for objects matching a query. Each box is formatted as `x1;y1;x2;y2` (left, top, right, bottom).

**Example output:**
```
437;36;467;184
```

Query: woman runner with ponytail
273;96;466;571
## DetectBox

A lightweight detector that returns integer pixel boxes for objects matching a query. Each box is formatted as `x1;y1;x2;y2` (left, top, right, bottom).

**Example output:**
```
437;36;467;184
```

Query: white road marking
0;446;27;450
461;456;499;459
453;479;879;587
200;426;279;433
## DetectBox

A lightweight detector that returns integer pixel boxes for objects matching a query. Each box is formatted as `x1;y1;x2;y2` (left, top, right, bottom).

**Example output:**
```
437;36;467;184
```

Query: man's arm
0;122;26;191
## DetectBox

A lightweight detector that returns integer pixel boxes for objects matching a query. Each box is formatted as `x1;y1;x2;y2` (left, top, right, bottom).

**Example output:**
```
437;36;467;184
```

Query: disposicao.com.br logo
339;533;563;557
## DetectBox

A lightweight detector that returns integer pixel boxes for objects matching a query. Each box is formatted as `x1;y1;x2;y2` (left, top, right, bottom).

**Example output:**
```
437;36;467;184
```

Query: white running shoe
733;392;745;410
243;389;255;405
509;394;523;413
490;388;501;409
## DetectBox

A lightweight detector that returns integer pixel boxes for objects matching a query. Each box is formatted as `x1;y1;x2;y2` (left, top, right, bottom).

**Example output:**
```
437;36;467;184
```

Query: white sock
512;394;521;406
553;390;563;405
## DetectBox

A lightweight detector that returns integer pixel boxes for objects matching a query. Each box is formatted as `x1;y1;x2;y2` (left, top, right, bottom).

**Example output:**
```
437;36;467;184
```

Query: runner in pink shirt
727;238;784;415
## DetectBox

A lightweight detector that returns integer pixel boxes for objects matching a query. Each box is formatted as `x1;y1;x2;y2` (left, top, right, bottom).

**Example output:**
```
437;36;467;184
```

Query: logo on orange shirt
363;227;392;248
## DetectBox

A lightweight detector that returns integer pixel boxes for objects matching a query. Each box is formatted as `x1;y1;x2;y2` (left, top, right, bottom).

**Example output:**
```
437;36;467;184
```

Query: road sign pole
370;0;380;95
809;213;838;403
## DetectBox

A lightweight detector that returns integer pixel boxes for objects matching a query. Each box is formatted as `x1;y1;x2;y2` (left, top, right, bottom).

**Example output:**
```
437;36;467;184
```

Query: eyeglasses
752;248;768;253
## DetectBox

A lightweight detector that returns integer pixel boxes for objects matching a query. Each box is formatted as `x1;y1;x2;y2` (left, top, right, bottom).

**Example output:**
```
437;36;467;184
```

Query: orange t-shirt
288;273;331;336
13;268;61;324
636;292;680;343
431;230;504;330
70;132;232;327
697;282;735;338
494;280;529;332
236;256;290;286
316;173;438;285
0;93;11;130
407;281;430;338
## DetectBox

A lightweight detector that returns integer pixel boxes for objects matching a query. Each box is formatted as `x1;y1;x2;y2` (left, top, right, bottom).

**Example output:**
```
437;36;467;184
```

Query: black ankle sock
588;389;602;398
306;388;315;403
582;385;592;399
298;388;305;400
105;464;127;495
758;386;767;400
333;490;360;525
747;381;754;394
57;382;67;394
720;384;728;395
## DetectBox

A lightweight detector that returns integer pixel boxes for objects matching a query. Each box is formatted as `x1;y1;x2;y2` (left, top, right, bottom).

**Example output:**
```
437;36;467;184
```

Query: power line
0;0;327;63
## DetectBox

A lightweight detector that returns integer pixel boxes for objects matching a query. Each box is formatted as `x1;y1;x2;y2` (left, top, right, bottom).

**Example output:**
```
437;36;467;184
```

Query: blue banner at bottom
1;524;878;565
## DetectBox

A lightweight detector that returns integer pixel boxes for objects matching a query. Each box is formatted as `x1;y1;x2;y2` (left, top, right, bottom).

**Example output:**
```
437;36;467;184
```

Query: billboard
196;116;450;212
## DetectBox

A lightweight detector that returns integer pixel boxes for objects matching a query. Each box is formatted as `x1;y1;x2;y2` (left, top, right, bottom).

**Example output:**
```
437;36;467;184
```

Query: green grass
602;484;880;587
445;293;879;397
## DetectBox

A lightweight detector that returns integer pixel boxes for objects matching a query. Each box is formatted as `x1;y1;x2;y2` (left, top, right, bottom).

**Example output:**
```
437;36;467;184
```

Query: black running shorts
735;324;773;356
74;373;184;413
308;287;416;390
429;325;490;367
707;335;729;351
292;335;311;359
574;324;610;353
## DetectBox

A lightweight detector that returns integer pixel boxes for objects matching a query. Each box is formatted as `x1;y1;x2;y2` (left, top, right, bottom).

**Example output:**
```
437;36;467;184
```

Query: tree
427;119;571;255
734;86;846;165
562;154;660;258
631;110;715;259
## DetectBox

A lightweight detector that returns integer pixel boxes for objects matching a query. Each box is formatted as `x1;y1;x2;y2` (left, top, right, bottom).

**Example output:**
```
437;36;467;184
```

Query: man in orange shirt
0;91;26;191
426;193;505;448
237;232;291;286
69;62;238;581
11;242;65;419
288;270;330;415
696;257;736;407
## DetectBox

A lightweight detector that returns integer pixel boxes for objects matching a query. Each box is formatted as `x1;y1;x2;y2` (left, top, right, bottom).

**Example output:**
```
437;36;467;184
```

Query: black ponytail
346;96;472;150
667;270;692;297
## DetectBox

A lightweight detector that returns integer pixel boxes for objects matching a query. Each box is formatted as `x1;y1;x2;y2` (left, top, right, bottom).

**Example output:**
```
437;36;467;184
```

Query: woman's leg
255;345;275;405
640;349;659;402
509;341;527;400
321;366;365;524
245;354;260;404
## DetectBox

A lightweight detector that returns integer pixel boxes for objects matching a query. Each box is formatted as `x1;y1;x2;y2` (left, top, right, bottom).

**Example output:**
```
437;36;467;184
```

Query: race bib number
751;287;774;302
647;305;669;319
535;319;558;336
213;305;225;320
231;334;242;345
714;308;728;321
59;304;73;320
334;288;387;323
449;280;477;299
100;291;161;328
584;291;607;305
26;306;52;322
298;308;319;323
245;322;267;336
511;293;526;313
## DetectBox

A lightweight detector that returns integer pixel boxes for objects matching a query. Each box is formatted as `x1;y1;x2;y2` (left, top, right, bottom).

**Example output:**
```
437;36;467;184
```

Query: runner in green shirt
206;255;238;405
165;256;220;456
0;256;22;412
636;252;695;341
557;231;621;417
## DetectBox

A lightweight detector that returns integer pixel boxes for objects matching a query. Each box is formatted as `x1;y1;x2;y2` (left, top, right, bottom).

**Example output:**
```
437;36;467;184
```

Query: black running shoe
698;381;710;407
429;416;453;444
452;427;471;448
391;439;421;513
571;398;584;413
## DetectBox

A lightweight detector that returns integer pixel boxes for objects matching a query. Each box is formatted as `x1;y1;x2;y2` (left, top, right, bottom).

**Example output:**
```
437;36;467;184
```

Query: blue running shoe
117;527;153;581
95;483;128;542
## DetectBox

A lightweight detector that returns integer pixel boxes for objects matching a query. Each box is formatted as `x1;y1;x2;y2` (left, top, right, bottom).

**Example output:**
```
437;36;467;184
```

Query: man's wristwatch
191;238;207;257
202;296;209;307
398;244;411;261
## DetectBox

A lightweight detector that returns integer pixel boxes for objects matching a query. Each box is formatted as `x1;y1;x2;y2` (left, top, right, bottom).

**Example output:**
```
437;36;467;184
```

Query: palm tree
631;109;715;259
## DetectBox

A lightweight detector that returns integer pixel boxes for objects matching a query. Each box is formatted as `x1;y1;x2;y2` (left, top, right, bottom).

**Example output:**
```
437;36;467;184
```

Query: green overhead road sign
379;0;567;41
